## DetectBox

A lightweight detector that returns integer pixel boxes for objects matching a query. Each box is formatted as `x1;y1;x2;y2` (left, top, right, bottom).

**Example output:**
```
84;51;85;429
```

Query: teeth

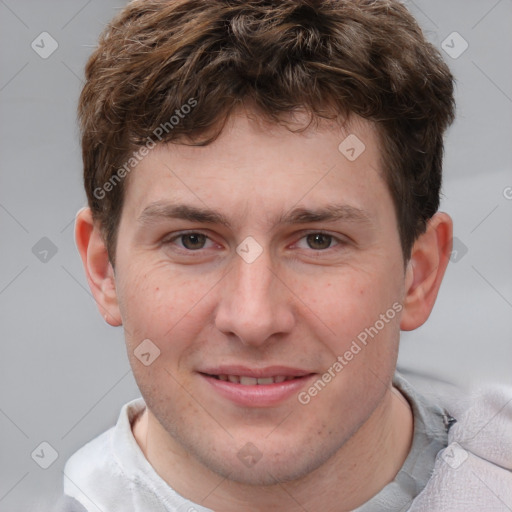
240;376;258;385
215;375;297;385
257;377;274;385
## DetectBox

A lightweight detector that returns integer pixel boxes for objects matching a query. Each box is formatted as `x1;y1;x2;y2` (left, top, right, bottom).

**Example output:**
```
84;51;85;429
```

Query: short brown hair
79;0;455;263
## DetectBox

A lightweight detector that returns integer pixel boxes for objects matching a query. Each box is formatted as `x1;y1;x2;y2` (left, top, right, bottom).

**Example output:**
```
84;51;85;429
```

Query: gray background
0;0;511;510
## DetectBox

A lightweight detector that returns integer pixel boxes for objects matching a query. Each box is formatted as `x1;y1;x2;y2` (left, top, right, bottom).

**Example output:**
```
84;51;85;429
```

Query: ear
400;212;453;331
74;207;122;326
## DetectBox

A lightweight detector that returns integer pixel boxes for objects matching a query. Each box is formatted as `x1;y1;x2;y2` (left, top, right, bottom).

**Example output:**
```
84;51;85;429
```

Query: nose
214;248;295;347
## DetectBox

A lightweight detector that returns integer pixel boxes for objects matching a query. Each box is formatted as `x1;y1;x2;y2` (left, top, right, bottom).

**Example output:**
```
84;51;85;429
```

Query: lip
199;365;313;379
198;366;316;407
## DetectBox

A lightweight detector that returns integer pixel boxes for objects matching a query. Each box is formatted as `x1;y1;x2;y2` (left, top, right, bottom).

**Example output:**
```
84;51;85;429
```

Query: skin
76;108;452;511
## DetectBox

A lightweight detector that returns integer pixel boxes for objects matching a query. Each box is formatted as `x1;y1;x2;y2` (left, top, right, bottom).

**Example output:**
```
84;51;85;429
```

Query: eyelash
162;230;346;253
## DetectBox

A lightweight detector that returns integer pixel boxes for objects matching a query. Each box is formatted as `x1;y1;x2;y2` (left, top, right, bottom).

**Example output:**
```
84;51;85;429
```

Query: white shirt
60;374;512;511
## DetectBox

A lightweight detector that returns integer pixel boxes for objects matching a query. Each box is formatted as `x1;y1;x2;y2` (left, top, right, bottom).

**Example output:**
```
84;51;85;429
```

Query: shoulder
64;422;118;486
411;383;512;511
445;383;512;469
62;398;147;511
60;398;198;512
53;496;88;512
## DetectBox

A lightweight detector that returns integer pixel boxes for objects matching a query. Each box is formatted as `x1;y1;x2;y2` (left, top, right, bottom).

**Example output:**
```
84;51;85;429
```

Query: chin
190;436;339;487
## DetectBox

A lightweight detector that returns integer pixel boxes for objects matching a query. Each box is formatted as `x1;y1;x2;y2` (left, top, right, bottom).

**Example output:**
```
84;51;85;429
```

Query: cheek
299;268;403;399
298;289;401;433
117;264;216;362
298;267;400;340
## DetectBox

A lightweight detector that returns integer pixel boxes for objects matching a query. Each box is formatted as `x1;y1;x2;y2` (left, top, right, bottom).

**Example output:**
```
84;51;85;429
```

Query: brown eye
306;233;333;250
180;233;207;250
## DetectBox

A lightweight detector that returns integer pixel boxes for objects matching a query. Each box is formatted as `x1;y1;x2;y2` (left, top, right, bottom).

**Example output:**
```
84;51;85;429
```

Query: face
112;110;407;485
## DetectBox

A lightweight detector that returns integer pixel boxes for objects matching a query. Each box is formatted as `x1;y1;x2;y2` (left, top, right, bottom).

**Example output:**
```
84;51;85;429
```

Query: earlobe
400;212;453;331
75;207;122;326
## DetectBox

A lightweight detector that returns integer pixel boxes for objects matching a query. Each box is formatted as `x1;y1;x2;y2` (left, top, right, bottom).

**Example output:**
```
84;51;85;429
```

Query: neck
133;386;413;511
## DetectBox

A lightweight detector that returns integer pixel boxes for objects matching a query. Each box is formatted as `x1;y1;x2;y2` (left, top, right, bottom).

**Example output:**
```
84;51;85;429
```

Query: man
60;0;512;510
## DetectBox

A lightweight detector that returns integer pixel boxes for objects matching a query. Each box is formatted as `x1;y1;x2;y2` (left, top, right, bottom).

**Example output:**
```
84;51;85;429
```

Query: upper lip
199;365;315;378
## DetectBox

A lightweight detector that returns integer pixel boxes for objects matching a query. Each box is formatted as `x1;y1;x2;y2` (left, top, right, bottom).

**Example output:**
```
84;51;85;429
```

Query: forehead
121;110;391;228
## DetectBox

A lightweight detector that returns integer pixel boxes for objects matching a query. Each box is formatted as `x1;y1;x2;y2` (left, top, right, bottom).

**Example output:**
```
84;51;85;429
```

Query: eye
164;232;215;251
295;232;342;251
306;233;334;250
180;233;207;250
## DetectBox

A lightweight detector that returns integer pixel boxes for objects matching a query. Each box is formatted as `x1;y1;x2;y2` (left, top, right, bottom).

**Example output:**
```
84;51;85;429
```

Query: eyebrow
137;201;373;228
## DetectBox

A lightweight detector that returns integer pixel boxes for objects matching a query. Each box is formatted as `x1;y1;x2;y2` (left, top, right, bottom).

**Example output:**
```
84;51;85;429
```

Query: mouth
203;374;301;385
198;366;316;407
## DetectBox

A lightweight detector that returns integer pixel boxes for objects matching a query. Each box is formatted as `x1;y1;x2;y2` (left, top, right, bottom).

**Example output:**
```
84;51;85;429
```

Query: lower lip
200;373;316;407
